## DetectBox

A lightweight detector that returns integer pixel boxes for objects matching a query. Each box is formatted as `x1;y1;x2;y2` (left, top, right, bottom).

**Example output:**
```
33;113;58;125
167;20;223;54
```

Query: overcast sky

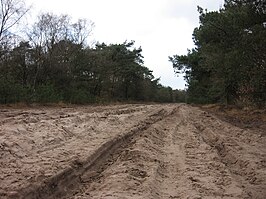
26;0;224;89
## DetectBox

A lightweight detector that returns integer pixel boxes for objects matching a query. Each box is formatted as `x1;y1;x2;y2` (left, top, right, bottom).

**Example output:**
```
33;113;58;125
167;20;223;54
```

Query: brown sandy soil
200;104;266;135
0;104;265;199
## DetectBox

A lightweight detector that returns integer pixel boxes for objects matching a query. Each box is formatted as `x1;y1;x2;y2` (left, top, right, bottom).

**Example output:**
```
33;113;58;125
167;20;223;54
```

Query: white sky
25;0;224;89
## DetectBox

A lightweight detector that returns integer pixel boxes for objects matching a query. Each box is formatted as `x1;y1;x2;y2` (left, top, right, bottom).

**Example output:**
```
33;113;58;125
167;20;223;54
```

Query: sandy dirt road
0;104;265;199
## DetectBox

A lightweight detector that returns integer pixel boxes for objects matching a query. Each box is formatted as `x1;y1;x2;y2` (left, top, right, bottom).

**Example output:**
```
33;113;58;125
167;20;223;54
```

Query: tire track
190;107;266;199
66;105;179;199
148;106;244;199
69;104;248;199
1;104;159;198
1;104;265;199
10;108;169;199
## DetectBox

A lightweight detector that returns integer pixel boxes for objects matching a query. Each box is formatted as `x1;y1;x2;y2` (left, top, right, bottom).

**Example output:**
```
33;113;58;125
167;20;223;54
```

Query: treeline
0;1;185;104
170;0;266;107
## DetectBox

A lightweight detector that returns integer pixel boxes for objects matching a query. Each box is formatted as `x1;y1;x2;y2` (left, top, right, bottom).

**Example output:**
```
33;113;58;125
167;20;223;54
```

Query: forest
169;0;266;107
0;0;186;104
1;0;265;106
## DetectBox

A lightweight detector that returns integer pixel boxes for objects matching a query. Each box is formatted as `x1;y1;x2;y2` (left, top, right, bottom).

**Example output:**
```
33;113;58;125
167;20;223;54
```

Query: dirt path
0;104;265;198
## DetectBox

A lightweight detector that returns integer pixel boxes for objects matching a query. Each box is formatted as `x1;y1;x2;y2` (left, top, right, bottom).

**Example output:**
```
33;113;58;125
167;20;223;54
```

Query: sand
0;104;265;198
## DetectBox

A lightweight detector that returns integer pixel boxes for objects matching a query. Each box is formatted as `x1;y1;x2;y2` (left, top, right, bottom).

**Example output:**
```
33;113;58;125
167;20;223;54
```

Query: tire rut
190;107;266;198
10;108;169;199
1;104;159;198
71;105;248;199
2;104;265;199
148;106;244;199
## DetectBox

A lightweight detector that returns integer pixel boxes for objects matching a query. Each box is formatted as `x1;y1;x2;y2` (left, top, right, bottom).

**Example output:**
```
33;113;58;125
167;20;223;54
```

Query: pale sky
25;0;224;89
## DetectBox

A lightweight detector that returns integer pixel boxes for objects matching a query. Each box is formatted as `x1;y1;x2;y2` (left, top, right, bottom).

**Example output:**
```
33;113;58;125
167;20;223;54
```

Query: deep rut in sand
8;108;171;199
1;104;265;199
68;105;266;199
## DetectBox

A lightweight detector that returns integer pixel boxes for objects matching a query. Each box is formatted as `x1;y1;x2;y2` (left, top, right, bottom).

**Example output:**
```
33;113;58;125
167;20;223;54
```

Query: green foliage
0;12;186;104
170;0;266;107
69;88;95;104
33;84;61;103
0;78;26;103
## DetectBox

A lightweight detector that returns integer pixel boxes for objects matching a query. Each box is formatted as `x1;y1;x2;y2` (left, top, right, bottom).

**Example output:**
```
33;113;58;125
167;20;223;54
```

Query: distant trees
0;2;184;104
170;0;266;107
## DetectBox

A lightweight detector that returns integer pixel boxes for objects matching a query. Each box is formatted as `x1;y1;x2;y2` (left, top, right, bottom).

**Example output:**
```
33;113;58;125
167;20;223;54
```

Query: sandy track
0;104;265;198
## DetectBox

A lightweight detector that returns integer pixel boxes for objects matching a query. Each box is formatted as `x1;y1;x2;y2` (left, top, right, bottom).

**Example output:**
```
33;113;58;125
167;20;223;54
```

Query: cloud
162;0;224;26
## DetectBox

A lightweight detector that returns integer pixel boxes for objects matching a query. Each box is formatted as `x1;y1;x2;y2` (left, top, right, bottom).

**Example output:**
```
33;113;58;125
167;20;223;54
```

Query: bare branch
0;0;29;42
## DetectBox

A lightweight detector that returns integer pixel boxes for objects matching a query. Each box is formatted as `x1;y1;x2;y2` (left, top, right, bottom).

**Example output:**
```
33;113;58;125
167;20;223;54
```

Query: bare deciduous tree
28;13;72;51
28;13;94;51
72;18;94;45
0;0;29;42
